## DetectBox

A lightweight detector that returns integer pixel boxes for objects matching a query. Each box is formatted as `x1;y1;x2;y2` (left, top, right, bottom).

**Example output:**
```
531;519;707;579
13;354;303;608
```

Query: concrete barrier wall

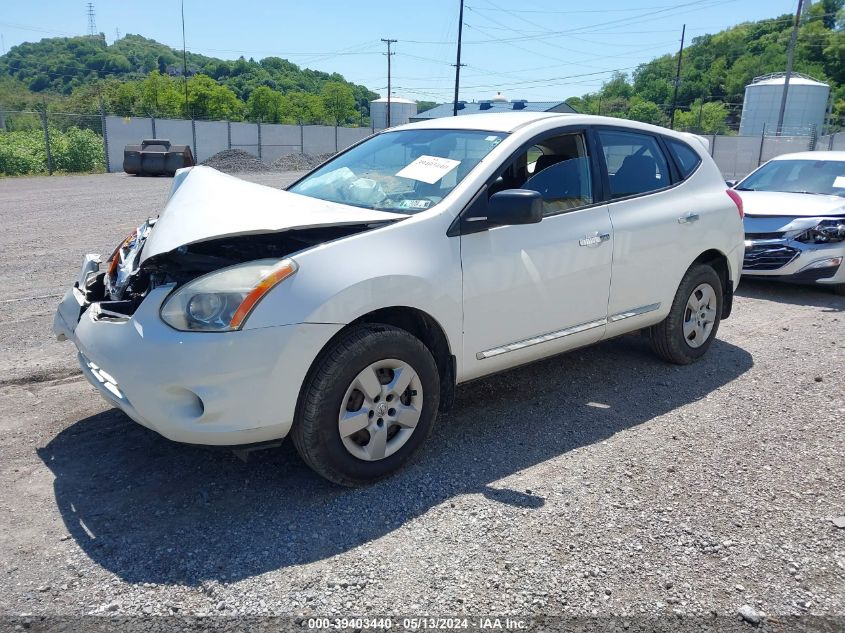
106;116;832;178
712;136;763;180
153;119;194;158
710;134;812;179
817;133;845;151
193;120;229;163
230;121;258;154
260;124;301;163
104;116;152;172
338;126;373;153
104;116;374;171
303;126;339;155
760;136;812;163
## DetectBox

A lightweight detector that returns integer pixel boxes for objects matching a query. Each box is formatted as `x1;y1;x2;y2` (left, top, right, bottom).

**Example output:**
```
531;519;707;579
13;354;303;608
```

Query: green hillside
567;1;844;133
0;34;378;124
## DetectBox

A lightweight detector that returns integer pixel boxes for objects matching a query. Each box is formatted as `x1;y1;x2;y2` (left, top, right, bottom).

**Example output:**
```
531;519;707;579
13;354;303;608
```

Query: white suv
54;113;745;485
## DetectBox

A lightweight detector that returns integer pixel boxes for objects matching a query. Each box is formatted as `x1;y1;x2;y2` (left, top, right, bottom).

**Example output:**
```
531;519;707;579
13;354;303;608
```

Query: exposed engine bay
82;220;392;318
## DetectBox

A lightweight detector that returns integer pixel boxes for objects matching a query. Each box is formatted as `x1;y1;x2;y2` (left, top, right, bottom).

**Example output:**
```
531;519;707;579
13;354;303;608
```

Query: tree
186;74;242;120
321;81;357;125
601;72;633;100
285;91;327;124
673;100;729;134
626;99;667;126
138;71;182;118
245;86;287;122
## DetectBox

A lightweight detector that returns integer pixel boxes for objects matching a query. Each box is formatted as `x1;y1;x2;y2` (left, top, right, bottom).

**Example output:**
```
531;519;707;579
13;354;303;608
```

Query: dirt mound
201;149;271;173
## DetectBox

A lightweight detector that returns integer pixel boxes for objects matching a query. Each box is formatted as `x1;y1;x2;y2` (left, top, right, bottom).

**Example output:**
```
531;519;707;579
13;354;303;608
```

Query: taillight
726;189;744;219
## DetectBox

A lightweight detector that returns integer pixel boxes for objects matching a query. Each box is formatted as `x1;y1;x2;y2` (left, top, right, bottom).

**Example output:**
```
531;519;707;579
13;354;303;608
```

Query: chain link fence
0;109;107;176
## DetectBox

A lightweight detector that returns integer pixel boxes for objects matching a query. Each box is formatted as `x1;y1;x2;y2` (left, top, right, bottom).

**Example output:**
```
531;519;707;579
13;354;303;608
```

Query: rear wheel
291;325;440;486
649;264;723;364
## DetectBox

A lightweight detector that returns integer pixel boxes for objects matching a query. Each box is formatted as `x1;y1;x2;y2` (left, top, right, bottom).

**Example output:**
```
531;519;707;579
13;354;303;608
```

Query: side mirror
487;189;543;226
725;179;738;188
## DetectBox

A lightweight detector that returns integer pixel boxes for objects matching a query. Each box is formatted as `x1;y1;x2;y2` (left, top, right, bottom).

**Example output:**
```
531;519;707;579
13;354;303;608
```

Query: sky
0;0;801;104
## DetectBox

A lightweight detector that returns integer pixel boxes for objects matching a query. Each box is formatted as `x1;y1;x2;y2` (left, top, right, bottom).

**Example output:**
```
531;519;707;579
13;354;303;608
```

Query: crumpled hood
737;190;845;217
140;166;408;263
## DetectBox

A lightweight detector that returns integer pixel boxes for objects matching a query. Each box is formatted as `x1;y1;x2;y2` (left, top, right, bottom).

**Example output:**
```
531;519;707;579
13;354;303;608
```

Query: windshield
737;159;845;197
289;129;507;213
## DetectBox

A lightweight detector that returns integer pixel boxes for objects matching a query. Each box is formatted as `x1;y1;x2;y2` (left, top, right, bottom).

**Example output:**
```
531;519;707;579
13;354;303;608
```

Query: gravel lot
0;171;843;630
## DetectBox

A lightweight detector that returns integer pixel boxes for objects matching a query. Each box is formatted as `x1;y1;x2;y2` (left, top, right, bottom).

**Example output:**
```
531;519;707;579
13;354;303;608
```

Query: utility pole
115;28;120;42
381;38;397;128
669;23;685;130
1;34;5;55
181;0;190;117
776;0;804;136
453;0;465;117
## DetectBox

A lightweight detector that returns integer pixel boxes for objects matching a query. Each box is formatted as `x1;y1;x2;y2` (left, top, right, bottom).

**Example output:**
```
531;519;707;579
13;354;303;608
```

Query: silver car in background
734;151;845;295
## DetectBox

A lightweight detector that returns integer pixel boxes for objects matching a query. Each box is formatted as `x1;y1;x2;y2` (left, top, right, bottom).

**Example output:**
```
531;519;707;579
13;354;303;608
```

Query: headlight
795;219;845;244
160;258;298;331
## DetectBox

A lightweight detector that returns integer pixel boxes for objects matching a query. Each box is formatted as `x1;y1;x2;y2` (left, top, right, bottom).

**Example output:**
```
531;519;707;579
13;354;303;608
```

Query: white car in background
735;151;845;295
54;113;744;486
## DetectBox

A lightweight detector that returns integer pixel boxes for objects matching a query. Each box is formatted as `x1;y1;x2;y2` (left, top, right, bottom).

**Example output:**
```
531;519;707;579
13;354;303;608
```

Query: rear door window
597;129;671;198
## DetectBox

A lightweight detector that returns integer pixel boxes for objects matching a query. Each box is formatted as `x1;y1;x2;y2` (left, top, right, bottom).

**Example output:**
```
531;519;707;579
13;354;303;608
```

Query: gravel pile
271;153;335;171
201;150;272;173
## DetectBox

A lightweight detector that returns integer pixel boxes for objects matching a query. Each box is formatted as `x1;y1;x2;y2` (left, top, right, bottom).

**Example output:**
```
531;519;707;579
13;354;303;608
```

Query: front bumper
54;256;342;445
742;237;845;286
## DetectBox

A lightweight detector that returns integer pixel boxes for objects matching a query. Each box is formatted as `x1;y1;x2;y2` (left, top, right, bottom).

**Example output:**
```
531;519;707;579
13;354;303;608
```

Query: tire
833;284;845;296
648;264;723;365
291;324;440;486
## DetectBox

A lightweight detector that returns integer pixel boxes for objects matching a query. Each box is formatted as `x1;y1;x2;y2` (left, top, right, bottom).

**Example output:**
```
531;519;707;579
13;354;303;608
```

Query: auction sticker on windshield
396;155;461;184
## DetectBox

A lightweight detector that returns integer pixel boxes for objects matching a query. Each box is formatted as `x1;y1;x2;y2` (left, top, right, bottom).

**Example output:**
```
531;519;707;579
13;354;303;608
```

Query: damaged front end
74;222;391;326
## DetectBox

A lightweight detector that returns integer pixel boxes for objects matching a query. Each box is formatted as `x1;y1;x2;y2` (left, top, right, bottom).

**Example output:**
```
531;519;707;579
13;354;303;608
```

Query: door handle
578;232;611;247
678;212;700;224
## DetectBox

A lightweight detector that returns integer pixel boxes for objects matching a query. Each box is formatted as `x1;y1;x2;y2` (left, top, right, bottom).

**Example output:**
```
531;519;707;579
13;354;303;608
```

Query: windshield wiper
734;187;755;191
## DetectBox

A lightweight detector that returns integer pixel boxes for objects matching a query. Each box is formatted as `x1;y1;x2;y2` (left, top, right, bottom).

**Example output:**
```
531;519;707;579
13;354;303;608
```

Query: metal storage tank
370;97;417;130
738;73;830;136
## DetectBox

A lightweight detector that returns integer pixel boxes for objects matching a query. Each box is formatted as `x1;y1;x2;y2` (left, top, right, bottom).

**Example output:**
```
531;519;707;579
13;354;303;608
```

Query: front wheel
291;325;440;486
833;284;845;296
648;264;723;364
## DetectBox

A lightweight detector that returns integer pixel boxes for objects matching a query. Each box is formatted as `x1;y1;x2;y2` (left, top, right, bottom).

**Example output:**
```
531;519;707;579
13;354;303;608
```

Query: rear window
667;138;702;179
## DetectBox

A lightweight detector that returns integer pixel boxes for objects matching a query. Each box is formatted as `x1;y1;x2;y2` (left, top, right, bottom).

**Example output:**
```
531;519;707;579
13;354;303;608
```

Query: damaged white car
735;151;845;294
55;113;744;485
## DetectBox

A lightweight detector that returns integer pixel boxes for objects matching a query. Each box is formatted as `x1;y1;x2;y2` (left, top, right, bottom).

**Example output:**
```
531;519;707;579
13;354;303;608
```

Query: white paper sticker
397;199;433;210
833;176;845;188
396;155;461;184
485;135;498;141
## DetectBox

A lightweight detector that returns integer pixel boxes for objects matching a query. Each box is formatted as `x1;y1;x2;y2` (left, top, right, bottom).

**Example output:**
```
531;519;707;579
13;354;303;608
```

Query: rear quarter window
667;138;702;179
